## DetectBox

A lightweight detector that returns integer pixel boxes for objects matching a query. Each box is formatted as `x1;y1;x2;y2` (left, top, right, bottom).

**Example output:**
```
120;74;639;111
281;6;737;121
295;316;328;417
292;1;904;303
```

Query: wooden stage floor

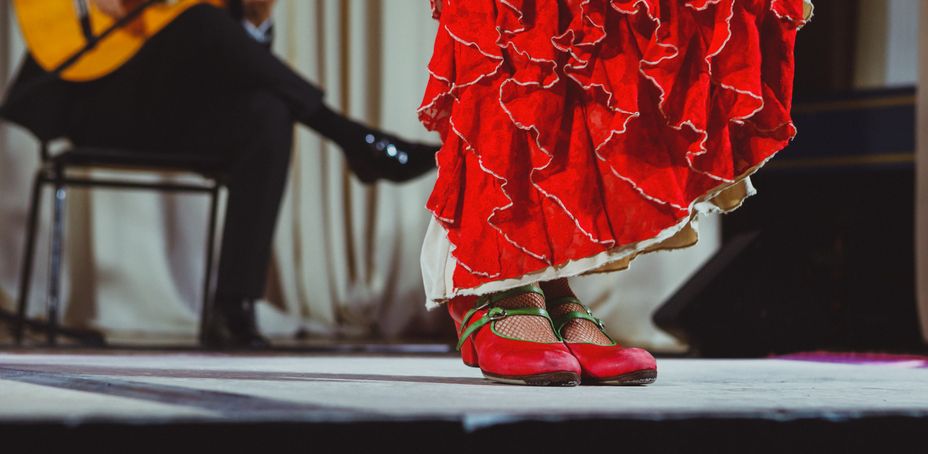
1;350;927;451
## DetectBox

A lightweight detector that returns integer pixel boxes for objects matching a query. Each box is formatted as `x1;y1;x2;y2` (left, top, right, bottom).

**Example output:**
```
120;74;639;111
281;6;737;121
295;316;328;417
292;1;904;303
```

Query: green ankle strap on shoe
547;295;617;345
455;283;559;351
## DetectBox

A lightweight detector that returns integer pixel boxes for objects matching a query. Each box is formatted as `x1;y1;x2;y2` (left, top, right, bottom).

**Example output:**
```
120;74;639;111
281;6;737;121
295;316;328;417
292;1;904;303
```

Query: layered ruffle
419;0;810;303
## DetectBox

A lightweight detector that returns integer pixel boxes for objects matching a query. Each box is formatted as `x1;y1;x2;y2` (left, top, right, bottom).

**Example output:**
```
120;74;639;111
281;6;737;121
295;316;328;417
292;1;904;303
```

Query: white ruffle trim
421;171;761;310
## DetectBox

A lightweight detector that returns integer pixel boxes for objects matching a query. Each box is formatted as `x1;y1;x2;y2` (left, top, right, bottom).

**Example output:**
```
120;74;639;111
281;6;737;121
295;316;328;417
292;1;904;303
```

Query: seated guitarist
0;0;439;348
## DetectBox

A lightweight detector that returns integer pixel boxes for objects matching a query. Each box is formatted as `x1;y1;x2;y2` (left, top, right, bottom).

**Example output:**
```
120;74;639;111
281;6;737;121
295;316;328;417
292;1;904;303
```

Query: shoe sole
483;371;581;386
584;369;657;386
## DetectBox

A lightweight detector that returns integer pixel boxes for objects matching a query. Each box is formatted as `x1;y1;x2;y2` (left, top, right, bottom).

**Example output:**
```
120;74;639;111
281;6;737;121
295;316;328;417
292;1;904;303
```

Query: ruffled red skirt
419;0;811;306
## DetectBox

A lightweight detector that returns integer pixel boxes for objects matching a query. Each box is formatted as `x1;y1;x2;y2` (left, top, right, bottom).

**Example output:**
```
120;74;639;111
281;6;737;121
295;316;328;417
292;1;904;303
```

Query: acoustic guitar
13;0;225;82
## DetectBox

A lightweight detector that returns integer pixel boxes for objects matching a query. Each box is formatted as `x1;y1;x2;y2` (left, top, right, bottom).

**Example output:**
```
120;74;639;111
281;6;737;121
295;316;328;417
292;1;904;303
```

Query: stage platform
1;350;927;452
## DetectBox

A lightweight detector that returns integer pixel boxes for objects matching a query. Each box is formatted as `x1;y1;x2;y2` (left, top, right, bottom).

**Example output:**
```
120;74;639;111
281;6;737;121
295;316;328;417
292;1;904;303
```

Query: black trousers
4;5;324;306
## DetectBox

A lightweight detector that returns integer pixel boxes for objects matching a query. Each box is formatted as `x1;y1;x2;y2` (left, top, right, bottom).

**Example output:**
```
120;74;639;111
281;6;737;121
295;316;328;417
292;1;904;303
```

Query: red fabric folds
420;0;806;294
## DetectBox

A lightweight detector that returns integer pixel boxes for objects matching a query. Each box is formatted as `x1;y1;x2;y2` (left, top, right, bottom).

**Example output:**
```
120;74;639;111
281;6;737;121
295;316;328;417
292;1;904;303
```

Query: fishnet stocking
542;279;614;345
549;302;614;345
491;291;559;343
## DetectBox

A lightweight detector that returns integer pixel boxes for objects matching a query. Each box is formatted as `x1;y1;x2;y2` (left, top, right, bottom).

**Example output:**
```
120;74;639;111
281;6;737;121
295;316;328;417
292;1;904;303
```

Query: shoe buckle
487;307;508;321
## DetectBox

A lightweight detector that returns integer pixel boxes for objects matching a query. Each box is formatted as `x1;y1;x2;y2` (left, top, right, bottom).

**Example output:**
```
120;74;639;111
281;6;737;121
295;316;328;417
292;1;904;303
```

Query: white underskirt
420;175;758;310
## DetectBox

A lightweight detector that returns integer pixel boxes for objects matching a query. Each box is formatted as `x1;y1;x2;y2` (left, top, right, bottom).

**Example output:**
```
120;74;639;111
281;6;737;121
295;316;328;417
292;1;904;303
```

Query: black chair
0;6;232;346
10;141;228;346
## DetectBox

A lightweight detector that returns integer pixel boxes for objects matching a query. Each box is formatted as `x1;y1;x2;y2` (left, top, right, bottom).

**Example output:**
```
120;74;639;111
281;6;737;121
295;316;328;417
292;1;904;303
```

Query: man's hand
91;0;127;18
243;0;276;27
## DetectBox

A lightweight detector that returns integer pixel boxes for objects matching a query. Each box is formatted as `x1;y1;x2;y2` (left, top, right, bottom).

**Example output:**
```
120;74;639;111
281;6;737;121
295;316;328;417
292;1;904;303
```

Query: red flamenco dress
419;0;813;307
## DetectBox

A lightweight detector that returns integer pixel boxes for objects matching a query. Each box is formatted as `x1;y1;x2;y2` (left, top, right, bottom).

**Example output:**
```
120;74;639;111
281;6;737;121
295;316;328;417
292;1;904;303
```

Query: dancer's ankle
490;286;559;343
539;278;574;299
542;280;614;345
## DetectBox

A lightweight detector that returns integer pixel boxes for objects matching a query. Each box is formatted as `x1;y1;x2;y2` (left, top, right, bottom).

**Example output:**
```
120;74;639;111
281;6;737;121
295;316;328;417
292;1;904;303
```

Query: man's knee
226;91;293;172
246;91;292;130
247;91;293;153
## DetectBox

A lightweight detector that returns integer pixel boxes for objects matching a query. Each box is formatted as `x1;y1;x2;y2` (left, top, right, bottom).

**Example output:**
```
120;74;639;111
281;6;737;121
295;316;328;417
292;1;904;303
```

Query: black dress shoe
301;104;439;183
201;298;271;350
344;128;440;184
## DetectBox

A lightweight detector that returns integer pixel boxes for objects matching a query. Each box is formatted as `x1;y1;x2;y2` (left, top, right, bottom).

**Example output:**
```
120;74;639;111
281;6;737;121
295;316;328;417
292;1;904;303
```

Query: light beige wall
855;0;889;88
0;1;36;318
856;0;919;89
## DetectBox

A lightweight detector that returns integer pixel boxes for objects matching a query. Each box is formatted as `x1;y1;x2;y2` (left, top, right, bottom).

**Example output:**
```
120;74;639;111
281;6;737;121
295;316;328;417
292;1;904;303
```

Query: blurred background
0;0;925;355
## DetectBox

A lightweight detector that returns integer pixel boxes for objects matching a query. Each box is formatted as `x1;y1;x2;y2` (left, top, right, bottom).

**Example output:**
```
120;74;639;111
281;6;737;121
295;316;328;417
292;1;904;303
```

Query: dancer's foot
448;284;581;386
542;278;657;385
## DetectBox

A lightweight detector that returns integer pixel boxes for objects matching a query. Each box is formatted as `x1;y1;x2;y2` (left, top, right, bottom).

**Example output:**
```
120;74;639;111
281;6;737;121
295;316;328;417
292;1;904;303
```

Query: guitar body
13;0;226;82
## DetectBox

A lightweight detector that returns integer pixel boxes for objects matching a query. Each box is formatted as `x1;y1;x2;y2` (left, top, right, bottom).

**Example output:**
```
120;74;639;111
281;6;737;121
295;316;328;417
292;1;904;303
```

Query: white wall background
857;0;919;88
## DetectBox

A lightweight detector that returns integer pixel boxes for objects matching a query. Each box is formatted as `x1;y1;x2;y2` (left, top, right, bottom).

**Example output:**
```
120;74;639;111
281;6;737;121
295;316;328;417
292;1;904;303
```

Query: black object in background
792;0;859;98
654;88;925;357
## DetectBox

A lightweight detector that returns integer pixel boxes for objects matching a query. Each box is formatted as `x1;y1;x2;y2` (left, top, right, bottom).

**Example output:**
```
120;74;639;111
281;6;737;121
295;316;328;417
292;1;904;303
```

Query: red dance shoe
548;296;657;385
448;284;582;386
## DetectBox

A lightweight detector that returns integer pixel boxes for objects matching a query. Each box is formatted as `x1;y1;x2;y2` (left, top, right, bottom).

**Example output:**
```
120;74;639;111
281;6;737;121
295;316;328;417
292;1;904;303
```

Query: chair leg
46;181;68;346
199;183;221;344
14;171;46;345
